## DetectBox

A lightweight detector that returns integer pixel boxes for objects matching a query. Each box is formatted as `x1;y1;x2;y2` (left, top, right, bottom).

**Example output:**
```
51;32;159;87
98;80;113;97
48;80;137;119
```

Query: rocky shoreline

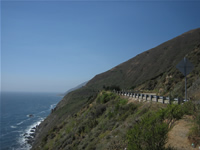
23;125;38;145
22;120;43;149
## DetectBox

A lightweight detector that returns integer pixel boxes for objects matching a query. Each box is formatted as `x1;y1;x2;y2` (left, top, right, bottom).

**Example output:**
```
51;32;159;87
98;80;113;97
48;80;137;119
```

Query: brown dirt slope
166;115;200;150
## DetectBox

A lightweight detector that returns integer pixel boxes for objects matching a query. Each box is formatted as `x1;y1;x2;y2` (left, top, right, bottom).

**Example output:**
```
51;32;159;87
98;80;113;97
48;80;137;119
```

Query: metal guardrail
114;91;184;104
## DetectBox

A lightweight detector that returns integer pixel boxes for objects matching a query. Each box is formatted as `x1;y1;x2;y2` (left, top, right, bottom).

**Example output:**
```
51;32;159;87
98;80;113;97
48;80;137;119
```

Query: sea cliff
31;28;200;150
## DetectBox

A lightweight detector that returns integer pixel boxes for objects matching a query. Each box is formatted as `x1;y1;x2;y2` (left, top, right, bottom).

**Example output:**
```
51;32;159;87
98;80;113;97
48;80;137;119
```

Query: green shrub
108;111;114;119
92;104;106;118
164;104;185;128
114;99;128;111
118;103;137;121
103;85;121;91
196;107;200;136
97;91;118;104
127;111;169;150
188;102;200;143
127;104;186;150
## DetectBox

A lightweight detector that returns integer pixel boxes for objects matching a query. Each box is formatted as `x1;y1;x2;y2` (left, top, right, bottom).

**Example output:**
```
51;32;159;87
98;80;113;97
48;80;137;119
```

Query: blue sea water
0;92;62;150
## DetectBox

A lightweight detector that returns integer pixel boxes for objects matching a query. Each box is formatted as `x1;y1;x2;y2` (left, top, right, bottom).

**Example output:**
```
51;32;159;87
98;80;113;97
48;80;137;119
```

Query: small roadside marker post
176;57;194;101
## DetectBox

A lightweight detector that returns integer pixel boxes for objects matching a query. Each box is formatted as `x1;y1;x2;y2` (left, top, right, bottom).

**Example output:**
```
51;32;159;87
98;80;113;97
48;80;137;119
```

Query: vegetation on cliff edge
32;91;200;150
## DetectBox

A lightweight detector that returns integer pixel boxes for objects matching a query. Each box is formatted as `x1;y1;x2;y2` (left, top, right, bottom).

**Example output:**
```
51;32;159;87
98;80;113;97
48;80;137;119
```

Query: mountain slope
31;28;200;150
87;28;200;90
62;81;88;96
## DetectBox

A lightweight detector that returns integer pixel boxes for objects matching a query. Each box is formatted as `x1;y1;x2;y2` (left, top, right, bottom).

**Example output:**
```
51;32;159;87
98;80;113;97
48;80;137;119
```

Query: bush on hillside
188;102;200;145
97;91;118;104
127;111;169;150
103;85;121;91
127;104;187;150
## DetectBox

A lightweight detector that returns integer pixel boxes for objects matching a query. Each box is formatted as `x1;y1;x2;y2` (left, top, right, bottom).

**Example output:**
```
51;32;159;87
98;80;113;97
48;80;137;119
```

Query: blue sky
1;1;200;93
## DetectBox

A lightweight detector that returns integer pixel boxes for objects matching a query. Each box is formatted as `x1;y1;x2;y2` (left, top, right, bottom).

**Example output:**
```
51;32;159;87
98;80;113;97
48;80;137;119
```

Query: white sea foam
17;121;24;125
18;118;44;150
26;119;43;134
49;103;57;110
17;103;58;149
17;118;30;126
10;126;17;128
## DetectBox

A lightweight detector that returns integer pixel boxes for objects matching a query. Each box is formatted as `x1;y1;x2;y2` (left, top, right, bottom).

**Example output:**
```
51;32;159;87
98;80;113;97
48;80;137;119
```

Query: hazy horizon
1;1;200;93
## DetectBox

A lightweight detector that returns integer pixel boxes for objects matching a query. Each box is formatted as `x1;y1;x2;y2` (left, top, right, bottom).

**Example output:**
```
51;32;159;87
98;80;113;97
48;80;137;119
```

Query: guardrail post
156;96;158;102
178;98;181;104
150;95;153;101
169;97;171;104
145;94;147;101
162;97;165;104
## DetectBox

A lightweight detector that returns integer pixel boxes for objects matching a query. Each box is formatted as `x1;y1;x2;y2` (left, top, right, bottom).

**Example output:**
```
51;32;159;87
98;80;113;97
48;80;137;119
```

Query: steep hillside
31;28;200;149
32;91;200;150
62;81;88;96
135;43;200;98
87;28;200;91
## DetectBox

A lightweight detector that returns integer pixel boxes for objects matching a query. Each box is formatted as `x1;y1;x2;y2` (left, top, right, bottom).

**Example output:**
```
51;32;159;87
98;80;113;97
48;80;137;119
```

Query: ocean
0;92;62;150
